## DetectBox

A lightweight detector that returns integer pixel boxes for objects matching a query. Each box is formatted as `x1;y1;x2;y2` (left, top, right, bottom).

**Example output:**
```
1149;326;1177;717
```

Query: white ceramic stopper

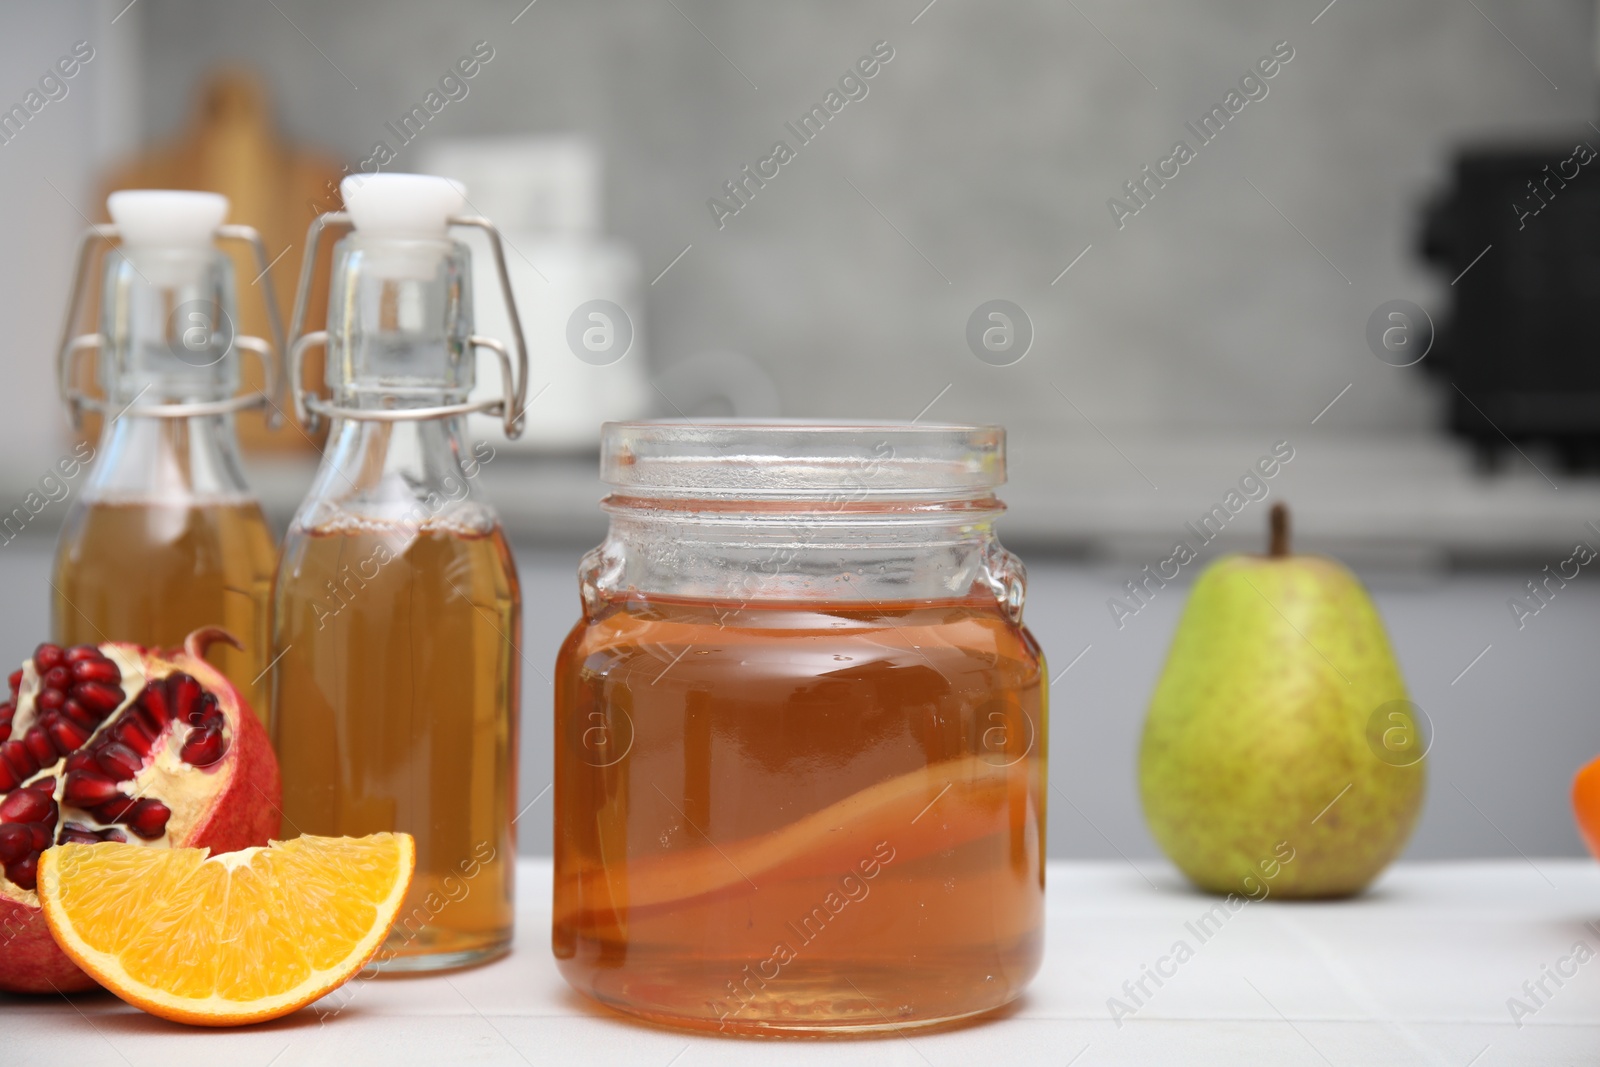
342;173;466;239
106;190;228;249
105;190;229;288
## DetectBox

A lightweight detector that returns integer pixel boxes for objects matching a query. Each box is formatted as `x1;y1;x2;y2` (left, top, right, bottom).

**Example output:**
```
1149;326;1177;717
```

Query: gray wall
128;0;1592;438
0;3;141;474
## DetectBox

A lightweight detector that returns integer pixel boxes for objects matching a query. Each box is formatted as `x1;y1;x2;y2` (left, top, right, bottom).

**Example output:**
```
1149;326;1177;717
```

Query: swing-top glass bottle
273;174;528;971
52;190;283;721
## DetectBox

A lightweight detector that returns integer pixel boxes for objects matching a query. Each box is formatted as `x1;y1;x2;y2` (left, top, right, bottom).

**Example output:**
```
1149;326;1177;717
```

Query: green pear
1139;503;1425;898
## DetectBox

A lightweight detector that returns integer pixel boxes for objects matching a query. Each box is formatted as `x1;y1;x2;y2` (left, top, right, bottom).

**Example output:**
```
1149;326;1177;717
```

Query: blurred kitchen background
4;0;1599;867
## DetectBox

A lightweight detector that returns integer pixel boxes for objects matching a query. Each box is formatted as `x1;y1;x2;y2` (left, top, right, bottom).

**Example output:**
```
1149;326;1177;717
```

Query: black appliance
1420;139;1600;470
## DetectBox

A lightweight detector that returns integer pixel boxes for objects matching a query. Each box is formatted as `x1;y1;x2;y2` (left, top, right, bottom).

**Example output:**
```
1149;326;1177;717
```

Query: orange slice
38;833;415;1026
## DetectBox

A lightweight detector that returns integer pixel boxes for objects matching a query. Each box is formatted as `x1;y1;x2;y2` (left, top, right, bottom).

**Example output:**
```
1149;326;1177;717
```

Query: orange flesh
1573;755;1600;860
39;834;414;1024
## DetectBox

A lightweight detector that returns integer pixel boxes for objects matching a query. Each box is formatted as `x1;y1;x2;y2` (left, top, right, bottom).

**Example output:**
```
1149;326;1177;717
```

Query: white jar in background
418;136;650;451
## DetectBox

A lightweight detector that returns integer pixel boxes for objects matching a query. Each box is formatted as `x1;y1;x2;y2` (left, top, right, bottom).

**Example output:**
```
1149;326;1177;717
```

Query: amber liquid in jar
273;520;521;968
554;593;1046;1034
52;499;276;722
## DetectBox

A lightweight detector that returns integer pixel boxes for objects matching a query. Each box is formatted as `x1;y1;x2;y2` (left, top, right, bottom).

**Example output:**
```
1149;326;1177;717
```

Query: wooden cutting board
98;68;344;451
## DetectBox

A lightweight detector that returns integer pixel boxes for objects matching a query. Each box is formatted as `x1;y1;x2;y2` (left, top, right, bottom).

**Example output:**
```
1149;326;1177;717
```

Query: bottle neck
82;244;257;504
82;412;254;505
325;234;474;407
100;246;240;406
293;414;497;534
294;233;494;533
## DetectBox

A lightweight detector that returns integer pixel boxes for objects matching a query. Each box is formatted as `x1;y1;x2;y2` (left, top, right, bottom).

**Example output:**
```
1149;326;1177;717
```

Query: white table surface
10;857;1600;1066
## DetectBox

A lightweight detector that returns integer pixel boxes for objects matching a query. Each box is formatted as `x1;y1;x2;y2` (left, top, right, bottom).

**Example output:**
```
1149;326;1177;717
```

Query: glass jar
553;420;1046;1035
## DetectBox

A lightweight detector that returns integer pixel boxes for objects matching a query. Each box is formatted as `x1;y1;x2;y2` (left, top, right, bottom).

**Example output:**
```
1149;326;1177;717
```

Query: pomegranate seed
26;822;50;851
32;777;54;791
74;681;123;714
57;823;125;845
63;749;97;773
181;724;226;767
0;823;28;862
0;788;52;823
7;854;38;890
63;771;120;806
110;717;154;754
70;658;120;685
0;725;9;744
140;684;171;725
96;742;143;780
46;717;90;753
56;826;99;845
61;698;97;729
169;673;201;724
0;701;13;724
94;796;135;821
43;666;70;690
64;645;100;663
125;798;170;839
0;740;35;780
32;644;64;672
0;763;18;791
35;688;64;713
133;703;166;739
21;726;56;767
6;669;19;694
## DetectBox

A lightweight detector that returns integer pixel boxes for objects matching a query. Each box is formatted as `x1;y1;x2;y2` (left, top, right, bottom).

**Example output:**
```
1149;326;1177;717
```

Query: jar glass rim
600;418;1006;499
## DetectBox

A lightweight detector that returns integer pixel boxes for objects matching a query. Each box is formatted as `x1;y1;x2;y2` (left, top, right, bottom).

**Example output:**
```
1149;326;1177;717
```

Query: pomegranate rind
0;633;281;994
38;834;415;1027
158;644;282;855
0;895;97;992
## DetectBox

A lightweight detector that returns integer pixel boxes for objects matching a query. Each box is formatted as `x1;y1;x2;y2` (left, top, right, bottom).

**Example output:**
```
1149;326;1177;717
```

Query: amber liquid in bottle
53;498;276;722
273;520;521;967
554;594;1046;1034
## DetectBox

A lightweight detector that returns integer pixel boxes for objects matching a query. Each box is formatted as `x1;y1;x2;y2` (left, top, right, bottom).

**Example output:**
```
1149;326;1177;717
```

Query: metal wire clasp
286;212;529;439
54;223;288;431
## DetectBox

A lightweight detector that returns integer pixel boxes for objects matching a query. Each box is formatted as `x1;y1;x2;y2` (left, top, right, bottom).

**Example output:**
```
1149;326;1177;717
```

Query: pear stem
1268;502;1290;558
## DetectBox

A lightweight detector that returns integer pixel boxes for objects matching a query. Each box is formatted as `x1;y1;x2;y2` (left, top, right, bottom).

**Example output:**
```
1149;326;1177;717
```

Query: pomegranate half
0;628;279;993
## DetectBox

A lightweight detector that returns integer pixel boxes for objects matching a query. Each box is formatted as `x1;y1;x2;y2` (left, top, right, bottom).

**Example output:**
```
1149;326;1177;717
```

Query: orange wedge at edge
38;833;415;1026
